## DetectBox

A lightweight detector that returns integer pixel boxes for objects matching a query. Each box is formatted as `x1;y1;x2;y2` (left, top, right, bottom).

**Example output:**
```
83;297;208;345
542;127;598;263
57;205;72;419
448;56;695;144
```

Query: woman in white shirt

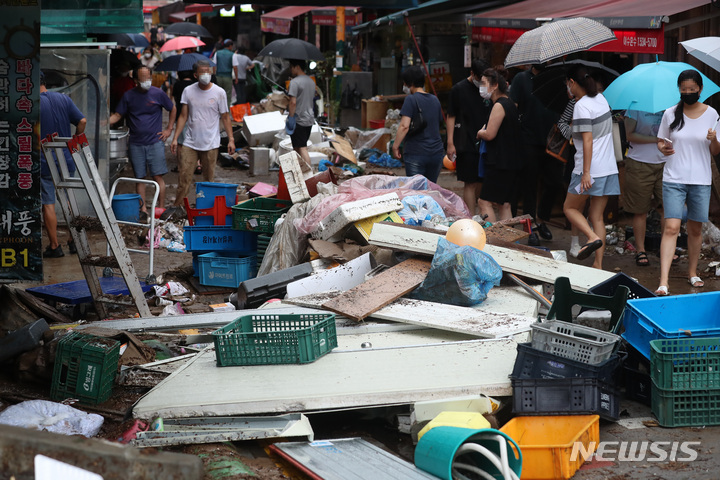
655;70;720;296
563;65;620;269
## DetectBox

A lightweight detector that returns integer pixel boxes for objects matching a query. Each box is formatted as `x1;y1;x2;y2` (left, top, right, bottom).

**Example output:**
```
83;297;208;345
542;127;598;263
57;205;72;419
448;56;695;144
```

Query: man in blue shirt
40;71;86;258
110;66;176;213
213;39;235;109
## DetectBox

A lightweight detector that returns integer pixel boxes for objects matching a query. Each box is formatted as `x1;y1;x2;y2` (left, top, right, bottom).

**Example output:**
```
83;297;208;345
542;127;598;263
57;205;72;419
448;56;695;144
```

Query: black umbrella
110;48;141;75
108;33;149;48
164;22;212;39
532;59;620;114
257;38;324;62
155;53;215;72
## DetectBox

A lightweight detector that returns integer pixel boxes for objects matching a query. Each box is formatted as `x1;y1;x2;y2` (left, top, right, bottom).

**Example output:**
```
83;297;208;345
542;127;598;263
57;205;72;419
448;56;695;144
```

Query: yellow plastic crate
500;415;599;480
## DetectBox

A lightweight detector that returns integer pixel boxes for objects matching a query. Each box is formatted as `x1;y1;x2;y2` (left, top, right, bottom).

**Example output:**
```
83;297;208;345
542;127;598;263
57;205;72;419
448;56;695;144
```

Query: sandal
635;251;649;267
655;285;669;296
577;239;603;261
689;276;705;288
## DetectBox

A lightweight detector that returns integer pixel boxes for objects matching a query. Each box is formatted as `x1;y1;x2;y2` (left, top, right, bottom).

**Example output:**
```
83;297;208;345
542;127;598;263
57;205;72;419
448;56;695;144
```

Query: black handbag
406;94;427;136
546;125;573;163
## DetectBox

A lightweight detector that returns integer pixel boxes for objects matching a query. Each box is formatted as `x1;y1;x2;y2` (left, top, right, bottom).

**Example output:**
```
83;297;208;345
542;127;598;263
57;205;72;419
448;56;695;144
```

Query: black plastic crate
588;272;656;300
511;343;624;384
512;377;620;421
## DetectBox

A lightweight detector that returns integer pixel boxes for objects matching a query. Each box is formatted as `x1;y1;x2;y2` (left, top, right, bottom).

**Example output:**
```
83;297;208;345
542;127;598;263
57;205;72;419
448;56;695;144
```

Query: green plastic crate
650;338;720;391
212;313;337;366
257;234;272;264
51;332;120;405
651;380;720;427
231;198;292;234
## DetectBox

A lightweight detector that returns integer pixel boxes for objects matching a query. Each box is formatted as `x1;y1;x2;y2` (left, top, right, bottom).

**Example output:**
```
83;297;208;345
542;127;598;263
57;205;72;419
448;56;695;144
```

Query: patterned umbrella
159;36;206;53
155;53;215;72
504;18;616;68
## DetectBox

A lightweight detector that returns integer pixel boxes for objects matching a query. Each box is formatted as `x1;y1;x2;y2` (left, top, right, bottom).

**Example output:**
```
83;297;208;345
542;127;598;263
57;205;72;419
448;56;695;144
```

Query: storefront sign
313;10;360;26
590;28;664;54
0;2;42;282
261;17;293;35
471;26;526;45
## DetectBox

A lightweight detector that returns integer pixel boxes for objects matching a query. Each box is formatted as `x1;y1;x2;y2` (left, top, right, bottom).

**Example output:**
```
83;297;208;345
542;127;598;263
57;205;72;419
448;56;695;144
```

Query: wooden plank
132;338;518;419
368;222;614;292
330;137;357;164
322;258;431;321
485;223;529;243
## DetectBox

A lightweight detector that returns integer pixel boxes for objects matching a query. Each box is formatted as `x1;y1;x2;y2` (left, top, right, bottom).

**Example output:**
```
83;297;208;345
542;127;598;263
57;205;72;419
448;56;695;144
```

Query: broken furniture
41;133;152;317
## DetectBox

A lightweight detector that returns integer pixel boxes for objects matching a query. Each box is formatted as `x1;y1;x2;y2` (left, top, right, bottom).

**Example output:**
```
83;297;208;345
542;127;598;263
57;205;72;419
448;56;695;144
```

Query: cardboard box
249;147;270;176
241;111;285;147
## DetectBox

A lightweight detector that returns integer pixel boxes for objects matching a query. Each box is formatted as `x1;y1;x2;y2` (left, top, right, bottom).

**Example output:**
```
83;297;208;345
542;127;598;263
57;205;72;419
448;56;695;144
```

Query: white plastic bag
0;400;104;437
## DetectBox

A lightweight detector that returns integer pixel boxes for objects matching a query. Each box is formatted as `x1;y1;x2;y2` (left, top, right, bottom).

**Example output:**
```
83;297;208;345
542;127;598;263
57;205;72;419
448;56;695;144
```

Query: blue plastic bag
411;237;503;306
368;152;403;168
398;195;445;226
477;140;487;178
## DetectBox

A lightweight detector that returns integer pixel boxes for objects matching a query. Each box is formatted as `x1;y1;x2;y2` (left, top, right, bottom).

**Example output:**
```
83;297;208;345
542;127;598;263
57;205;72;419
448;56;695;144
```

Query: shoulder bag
406;94;427;136
545;125;573;163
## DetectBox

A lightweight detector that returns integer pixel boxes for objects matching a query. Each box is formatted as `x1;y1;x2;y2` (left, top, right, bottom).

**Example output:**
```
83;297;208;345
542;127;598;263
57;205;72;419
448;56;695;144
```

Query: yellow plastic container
417;411;491;441
500;415;599;480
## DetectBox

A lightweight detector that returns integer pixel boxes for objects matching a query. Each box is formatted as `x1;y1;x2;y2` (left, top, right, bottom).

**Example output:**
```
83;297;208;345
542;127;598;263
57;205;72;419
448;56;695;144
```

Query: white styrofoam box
278;151;311;203
307;151;327;166
310;124;322;144
311;192;403;241
249;147;271;176
242;111;286;147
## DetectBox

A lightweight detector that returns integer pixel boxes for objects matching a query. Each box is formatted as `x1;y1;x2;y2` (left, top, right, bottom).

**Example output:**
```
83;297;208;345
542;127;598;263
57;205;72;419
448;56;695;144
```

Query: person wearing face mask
475;68;522;222
654;70;720;296
563;64;619;270
392;66;445;183
446;58;491;215
109;66;177;213
140;47;159;70
170;60;235;207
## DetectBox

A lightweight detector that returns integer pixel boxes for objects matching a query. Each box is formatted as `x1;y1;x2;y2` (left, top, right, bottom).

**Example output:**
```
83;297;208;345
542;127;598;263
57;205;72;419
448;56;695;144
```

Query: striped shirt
571;93;617;177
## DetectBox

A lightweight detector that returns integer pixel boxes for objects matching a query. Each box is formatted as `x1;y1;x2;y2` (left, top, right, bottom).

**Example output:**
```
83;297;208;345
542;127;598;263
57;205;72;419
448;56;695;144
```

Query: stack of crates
650;337;720;427
511;320;624;421
231;197;292;269
51;332;120;406
185;182;258;287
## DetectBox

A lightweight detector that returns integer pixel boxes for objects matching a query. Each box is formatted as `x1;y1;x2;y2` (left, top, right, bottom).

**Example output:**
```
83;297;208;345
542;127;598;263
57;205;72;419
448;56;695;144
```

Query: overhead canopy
472;0;710;29
261;6;316;35
185;0;418;7
169;11;199;22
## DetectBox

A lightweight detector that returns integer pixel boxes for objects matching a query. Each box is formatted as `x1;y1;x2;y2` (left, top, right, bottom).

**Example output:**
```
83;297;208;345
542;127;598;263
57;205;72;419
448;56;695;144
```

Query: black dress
480;96;522;204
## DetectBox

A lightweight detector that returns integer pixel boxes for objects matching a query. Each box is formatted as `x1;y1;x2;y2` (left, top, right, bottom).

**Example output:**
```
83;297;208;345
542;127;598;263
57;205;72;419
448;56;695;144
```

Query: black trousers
517;144;565;222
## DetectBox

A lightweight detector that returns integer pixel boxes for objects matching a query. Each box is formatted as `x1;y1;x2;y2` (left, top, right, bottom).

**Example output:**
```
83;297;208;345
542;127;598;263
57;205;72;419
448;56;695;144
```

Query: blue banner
0;3;42;281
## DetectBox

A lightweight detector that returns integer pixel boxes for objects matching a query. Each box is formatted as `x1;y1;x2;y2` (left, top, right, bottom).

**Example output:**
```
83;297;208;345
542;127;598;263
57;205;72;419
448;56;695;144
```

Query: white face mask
402;85;411;95
139;80;152;90
479;85;492;100
472;79;482;88
567;84;574;98
144;52;152;58
198;73;211;85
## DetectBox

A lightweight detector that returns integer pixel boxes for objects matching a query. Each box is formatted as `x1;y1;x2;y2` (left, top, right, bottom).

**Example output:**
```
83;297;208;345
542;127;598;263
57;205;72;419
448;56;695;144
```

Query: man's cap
224;39;233;46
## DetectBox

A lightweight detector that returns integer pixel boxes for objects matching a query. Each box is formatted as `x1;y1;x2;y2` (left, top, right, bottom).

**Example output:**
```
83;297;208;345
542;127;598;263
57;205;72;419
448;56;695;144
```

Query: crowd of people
392;59;719;295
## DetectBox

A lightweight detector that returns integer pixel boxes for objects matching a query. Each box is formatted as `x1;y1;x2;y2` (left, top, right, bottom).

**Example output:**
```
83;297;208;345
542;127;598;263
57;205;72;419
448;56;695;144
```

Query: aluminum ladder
40;133;152;318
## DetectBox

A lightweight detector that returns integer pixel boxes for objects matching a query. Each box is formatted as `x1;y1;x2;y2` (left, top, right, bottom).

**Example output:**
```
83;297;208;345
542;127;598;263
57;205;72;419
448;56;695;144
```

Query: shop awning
169;11;199;22
472;0;710;29
186;0;417;7
261;6;316;35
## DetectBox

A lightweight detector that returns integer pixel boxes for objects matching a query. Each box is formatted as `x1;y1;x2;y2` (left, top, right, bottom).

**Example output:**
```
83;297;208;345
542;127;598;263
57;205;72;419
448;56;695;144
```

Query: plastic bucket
112;194;143;223
414;426;522;480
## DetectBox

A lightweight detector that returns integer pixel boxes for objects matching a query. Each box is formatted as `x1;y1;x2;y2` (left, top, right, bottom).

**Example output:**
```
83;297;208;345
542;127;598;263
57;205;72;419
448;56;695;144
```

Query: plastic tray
512;377;620;421
652;381;720;427
231;198;292;234
256;234;272;265
50;332;120;406
500;415;600;480
183;225;258;253
588;272;656;300
511;342;624;383
531;320;621;365
198;252;257;288
212;313;337;366
622;292;720;359
195;182;238;209
650;337;720;391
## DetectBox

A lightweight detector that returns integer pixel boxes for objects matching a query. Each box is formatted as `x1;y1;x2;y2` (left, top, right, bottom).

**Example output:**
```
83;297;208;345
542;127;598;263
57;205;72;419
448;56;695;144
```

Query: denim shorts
567;173;620;197
41;175;55;205
129;141;168;178
662;182;711;223
404;151;444;184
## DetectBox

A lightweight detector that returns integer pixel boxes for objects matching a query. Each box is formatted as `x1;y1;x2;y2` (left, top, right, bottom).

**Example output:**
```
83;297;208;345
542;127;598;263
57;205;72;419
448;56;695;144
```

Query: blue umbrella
603;61;720;113
109;33;149;48
154;53;215;72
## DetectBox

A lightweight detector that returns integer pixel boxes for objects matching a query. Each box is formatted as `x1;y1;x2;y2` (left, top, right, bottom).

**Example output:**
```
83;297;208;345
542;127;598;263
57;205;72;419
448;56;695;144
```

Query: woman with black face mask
654;69;720;296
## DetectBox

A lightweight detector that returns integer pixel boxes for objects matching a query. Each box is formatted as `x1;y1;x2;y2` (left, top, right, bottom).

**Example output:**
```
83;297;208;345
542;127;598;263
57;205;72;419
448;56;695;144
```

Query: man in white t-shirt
232;47;254;105
170;60;235;206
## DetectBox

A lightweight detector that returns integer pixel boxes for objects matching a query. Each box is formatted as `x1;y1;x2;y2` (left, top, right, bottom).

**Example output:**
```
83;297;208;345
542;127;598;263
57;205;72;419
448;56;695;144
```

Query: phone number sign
590;28;664;54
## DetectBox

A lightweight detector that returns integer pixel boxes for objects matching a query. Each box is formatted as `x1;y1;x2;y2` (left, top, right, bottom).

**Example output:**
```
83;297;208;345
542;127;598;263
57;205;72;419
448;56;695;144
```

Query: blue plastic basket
198;252;257;288
184;225;258;253
622;292;720;360
195;182;238;209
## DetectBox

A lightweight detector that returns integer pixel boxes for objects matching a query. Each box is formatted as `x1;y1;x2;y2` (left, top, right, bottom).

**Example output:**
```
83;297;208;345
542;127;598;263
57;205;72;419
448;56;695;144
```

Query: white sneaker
569;244;581;258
